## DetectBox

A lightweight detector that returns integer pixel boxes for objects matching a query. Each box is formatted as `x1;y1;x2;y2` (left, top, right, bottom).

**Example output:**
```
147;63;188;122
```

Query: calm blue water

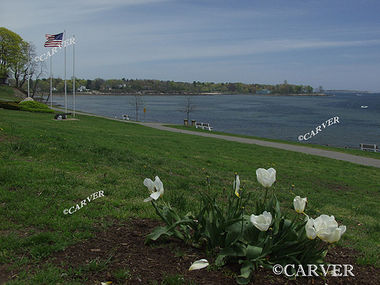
53;93;380;148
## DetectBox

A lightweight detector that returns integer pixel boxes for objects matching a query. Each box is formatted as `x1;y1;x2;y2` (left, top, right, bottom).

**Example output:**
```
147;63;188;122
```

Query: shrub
18;101;54;113
0;101;21;110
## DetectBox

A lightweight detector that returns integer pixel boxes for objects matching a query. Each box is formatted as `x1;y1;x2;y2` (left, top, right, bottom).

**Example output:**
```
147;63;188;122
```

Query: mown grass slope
0;86;19;101
169;125;380;160
0;108;379;283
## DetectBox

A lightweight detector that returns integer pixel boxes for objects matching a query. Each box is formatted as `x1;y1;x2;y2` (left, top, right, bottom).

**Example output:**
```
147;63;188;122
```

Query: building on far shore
256;89;271;95
78;86;89;92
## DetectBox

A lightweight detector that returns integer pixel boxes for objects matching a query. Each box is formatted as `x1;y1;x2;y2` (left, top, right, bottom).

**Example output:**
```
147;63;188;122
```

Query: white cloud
0;0;171;29
81;37;380;66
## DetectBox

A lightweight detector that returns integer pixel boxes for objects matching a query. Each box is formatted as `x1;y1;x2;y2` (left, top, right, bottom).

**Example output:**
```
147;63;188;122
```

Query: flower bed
144;168;346;284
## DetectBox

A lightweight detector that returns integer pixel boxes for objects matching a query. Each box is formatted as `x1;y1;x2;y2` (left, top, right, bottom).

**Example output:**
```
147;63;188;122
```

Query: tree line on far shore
1;26;317;97
16;77;316;96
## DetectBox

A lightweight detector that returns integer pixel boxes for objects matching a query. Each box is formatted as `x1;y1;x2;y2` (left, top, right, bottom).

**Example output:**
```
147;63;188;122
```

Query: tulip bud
256;168;276;188
293;196;307;213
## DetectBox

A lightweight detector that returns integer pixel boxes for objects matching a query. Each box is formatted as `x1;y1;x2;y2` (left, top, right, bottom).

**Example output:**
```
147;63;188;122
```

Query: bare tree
9;41;29;88
31;61;46;98
182;95;196;122
130;94;144;121
11;42;45;93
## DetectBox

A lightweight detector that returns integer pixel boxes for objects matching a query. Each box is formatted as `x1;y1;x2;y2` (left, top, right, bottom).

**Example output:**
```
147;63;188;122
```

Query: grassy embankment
0;87;379;283
0;86;21;101
167;125;380;160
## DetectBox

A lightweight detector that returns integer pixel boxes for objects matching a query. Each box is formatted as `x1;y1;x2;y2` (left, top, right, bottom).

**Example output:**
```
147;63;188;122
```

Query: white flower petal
143;178;155;193
339;225;346;235
305;218;317;240
144;197;153;202
154;176;164;192
150;191;161;200
234;175;240;197
189;259;209;271
267;168;276;177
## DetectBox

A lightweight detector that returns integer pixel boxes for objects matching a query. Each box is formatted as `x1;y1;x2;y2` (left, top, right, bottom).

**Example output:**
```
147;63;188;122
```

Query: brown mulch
2;218;380;284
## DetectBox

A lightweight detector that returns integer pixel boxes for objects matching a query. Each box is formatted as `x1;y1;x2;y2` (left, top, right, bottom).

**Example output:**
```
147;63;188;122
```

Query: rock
20;97;34;102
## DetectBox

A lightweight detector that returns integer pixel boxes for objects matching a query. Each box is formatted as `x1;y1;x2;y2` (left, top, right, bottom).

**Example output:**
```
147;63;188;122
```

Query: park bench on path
55;113;72;120
360;143;379;152
195;122;213;131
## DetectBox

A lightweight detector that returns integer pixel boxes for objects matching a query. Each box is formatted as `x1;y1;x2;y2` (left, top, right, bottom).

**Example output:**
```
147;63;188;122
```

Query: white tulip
256;168;276;188
305;218;317;239
305;214;346;243
233;175;240;198
319;226;347;243
250;211;272;231
143;176;164;202
189;259;209;271
293;196;307;213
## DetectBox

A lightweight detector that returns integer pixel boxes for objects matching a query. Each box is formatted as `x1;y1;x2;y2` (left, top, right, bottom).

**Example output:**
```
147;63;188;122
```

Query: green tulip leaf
236;260;254;285
220;244;246;257
145;226;171;242
246;245;263;259
215;254;227;266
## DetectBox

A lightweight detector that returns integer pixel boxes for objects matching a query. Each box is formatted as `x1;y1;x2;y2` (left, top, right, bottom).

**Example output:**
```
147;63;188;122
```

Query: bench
54;113;72;120
360;143;379;152
195;122;213;131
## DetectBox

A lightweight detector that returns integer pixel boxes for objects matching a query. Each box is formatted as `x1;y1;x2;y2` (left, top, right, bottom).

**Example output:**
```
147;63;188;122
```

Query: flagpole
64;30;67;113
50;53;53;107
27;46;30;98
72;35;76;117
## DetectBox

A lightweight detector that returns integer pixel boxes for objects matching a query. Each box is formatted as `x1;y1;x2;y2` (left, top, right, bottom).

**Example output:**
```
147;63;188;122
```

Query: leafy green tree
0;27;28;84
93;78;105;90
86;79;92;89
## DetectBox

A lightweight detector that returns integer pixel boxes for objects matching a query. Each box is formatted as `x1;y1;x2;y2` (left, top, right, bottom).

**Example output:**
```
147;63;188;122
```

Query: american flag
44;33;63;47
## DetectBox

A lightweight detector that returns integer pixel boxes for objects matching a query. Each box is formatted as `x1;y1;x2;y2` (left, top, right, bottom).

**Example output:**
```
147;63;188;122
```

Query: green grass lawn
0;108;379;283
0;86;19;101
168;125;380;160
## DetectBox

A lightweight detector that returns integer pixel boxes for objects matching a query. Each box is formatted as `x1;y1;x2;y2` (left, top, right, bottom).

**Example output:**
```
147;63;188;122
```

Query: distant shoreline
52;92;327;97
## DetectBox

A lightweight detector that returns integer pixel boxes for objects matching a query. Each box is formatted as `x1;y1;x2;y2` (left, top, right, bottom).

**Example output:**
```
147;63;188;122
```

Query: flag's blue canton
53;33;63;40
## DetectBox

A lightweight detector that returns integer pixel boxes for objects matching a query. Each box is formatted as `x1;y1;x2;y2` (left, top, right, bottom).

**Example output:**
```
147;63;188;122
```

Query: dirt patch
326;182;351;192
0;134;10;143
2;218;379;284
0;265;12;285
315;180;351;192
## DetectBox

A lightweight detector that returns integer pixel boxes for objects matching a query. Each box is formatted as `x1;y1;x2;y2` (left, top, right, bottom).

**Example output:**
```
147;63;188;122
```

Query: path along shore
53;108;380;169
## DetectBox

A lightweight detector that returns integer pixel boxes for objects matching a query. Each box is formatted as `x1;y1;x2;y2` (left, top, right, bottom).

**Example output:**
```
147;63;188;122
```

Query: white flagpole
27;46;30;98
72;35;76;117
50;53;53;107
64;30;67;113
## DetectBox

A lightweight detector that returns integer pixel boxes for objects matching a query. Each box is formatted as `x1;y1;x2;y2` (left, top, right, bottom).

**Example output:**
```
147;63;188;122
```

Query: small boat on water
361;105;368;109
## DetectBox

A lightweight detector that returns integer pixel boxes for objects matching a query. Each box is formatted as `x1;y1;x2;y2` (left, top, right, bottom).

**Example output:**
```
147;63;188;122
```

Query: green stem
241;206;245;235
151;201;169;225
263;187;268;204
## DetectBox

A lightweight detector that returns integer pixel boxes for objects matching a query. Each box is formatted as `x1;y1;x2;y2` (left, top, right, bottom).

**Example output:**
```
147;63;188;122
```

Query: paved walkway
139;122;380;169
53;108;380;168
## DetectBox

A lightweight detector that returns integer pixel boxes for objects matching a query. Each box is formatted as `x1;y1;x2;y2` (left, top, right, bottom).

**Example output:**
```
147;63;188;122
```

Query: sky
1;0;380;91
